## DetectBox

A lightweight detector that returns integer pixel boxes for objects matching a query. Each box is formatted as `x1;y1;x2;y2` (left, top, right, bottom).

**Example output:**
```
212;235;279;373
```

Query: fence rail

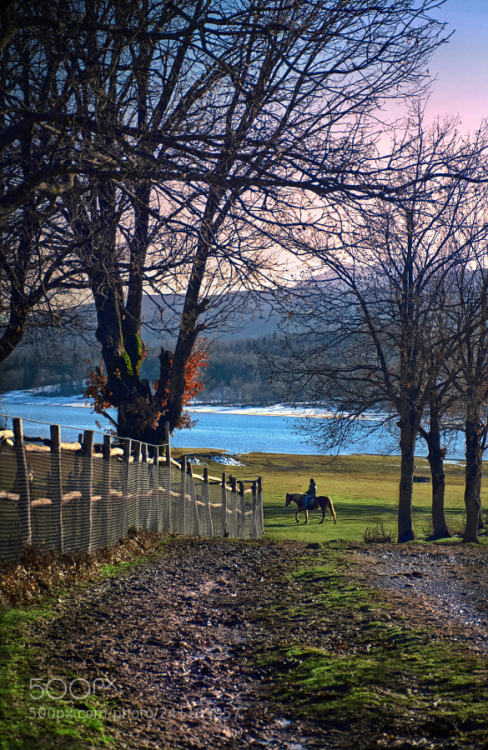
0;416;263;561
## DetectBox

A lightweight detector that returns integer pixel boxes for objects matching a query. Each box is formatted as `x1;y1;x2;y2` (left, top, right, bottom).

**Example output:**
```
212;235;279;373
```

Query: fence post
203;467;213;537
180;455;187;533
101;434;111;546
251;480;258;538
141;441;150;529
239;481;246;537
160;423;171;532
133;440;141;528
122;438;131;538
221;472;228;537
50;424;64;552
80;430;94;553
13;417;31;551
164;422;171;476
257;475;263;536
187;461;200;535
230;475;237;537
153;444;161;532
145;441;156;532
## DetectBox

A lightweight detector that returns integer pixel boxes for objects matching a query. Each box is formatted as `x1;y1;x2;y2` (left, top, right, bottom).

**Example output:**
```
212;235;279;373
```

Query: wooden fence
0;417;264;561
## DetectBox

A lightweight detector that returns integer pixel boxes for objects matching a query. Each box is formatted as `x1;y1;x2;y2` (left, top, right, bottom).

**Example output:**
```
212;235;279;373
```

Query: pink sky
424;0;488;131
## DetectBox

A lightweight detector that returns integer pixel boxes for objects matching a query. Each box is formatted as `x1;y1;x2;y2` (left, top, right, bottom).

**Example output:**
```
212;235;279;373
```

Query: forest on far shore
0;331;285;406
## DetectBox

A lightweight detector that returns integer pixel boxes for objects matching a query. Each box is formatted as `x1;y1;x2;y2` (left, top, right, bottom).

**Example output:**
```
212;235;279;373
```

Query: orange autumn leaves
85;346;208;432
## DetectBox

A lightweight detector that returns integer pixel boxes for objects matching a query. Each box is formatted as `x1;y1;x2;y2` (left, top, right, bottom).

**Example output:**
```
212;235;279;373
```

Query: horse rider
303;478;317;510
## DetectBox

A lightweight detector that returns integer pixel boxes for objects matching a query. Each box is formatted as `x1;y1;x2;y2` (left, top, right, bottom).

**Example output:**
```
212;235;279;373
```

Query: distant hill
0;291;284;397
140;291;281;343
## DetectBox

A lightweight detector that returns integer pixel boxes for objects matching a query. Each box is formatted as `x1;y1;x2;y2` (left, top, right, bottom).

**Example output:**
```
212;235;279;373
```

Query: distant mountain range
0;291;284;395
139;290;282;344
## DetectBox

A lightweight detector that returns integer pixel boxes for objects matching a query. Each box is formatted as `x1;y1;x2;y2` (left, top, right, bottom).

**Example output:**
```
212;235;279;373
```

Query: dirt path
354;544;488;653
27;538;488;749
31;539;329;749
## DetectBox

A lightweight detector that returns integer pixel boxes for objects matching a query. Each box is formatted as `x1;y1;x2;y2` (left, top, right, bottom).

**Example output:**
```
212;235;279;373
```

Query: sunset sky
424;0;488;130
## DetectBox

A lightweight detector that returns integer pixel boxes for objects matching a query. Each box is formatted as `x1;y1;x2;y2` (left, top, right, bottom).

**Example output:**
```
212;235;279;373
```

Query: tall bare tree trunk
463;406;482;543
422;399;450;539
398;402;418;543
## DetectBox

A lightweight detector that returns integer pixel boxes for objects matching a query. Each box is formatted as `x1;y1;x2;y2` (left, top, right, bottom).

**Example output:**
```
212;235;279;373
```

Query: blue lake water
0;388;466;459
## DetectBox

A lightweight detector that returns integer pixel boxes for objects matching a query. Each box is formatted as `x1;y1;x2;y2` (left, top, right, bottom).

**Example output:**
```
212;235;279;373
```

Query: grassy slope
193;451;480;545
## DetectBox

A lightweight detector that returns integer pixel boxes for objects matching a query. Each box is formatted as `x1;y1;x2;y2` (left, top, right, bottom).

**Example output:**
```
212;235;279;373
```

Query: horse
285;492;337;525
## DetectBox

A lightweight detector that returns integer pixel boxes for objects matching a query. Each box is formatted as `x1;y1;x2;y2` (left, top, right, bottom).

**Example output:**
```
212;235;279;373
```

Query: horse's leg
305;509;309;524
295;510;299;524
319;506;325;524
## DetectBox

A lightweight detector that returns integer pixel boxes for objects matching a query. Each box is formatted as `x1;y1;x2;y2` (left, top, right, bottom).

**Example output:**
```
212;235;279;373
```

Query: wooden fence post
154;444;162;532
239;481;246;537
133;440;141;528
251;480;258;538
122;438;131;538
161;423;171;531
180;455;187;533
145;441;156;532
80;430;94;553
164;421;171;468
221;472;228;537
230;475;237;537
13;418;31;551
102;434;111;546
186;461;199;535
257;475;263;536
50;424;63;552
203;467;213;537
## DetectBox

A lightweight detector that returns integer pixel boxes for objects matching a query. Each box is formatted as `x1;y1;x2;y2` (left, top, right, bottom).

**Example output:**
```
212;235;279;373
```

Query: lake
0;388;466;459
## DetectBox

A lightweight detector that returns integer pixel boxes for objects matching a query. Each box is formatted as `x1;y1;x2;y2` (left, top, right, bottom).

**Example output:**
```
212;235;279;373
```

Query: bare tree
2;0;450;441
446;261;488;543
0;0;92;362
272;117;488;542
69;0;450;440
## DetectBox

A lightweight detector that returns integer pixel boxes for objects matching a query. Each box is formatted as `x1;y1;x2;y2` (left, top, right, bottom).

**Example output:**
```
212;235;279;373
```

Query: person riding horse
302;478;317;510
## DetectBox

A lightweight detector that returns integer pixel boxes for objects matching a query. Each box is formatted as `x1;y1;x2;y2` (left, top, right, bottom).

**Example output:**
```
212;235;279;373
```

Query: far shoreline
0;387;467;461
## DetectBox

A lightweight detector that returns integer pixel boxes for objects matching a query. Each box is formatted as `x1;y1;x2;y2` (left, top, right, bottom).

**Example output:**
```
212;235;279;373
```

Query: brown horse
285;492;337;525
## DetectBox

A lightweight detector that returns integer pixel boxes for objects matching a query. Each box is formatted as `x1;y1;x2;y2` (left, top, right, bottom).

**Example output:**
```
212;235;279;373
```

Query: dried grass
0;528;165;607
363;521;394;544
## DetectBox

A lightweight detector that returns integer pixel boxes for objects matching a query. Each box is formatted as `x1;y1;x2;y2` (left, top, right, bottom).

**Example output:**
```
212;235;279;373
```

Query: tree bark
427;441;449;539
463;410;482;543
0;297;28;363
398;403;418;543
421;400;450;539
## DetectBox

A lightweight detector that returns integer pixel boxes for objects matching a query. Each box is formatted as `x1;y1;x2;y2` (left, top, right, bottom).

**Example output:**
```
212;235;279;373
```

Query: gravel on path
27;538;488;749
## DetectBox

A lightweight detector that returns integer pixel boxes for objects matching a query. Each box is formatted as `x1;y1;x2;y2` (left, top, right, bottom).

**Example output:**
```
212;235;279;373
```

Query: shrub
363;522;394;544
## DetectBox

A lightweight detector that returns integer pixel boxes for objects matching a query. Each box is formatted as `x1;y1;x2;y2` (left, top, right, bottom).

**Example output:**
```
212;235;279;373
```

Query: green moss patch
260;551;488;746
0;604;115;749
0;534;171;749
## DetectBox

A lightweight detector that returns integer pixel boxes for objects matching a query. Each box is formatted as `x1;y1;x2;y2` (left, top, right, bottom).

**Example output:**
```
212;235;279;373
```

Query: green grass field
185;450;486;545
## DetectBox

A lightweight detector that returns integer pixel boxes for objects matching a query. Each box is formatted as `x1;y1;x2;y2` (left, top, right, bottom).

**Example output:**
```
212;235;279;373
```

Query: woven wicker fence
0;416;264;562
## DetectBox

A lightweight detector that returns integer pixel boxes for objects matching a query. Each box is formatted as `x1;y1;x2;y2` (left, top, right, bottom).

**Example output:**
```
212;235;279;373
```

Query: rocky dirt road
31;539;327;749
27;538;488;749
355;544;488;653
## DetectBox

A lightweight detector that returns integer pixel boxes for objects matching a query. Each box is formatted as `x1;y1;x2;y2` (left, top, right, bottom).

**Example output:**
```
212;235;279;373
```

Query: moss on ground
0;533;171;749
0;604;115;749
260;549;488;747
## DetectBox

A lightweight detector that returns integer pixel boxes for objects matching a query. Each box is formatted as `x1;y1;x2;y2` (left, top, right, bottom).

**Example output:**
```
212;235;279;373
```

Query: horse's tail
328;497;337;524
